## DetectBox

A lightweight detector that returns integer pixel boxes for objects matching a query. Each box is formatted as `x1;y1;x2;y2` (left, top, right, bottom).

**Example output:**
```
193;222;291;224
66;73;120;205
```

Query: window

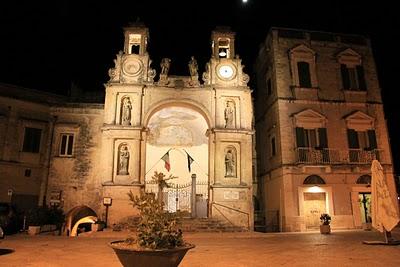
296;127;328;149
25;169;31;177
296;127;329;162
267;78;272;96
128;34;141;54
218;39;230;58
59;133;74;156
297;62;312;88
356;175;371;185
271;137;276;156
347;129;378;162
341;64;366;91
289;45;317;89
347;129;377;151
22;127;42;153
130;44;140;54
303;175;326;184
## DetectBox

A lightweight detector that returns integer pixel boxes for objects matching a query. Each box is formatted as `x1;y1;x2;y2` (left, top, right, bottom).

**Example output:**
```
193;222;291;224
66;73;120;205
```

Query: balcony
296;148;381;165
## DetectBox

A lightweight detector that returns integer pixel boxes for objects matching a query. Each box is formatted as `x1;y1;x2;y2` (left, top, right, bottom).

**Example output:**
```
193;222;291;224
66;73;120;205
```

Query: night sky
1;1;399;174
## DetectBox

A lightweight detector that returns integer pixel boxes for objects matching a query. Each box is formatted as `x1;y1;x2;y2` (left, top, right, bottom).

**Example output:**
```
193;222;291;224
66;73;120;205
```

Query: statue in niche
121;97;132;125
118;144;130;175
225;149;235;177
224;101;235;128
160;58;171;76
188;56;198;77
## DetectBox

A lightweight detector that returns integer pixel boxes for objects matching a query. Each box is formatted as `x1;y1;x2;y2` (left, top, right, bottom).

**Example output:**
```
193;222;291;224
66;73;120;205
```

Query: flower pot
320;224;331;234
109;241;195;267
28;226;41;235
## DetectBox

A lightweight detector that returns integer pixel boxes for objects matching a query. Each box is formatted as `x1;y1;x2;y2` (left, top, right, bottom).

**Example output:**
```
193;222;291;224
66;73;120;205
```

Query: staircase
178;217;248;232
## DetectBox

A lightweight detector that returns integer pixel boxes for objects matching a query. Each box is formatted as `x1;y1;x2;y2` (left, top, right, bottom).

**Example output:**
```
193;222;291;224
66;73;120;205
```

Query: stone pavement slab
0;230;399;267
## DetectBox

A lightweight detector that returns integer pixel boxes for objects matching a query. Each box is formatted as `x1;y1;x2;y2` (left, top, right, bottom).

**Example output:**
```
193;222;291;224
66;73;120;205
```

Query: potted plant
109;172;194;267
320;213;331;234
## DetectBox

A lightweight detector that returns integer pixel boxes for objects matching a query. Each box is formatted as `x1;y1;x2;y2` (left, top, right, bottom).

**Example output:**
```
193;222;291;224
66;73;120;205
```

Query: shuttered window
297;61;312;88
341;64;367;91
296;127;328;148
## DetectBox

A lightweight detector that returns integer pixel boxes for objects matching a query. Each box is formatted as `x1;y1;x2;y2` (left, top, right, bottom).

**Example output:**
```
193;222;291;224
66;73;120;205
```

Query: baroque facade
0;24;254;229
255;28;396;231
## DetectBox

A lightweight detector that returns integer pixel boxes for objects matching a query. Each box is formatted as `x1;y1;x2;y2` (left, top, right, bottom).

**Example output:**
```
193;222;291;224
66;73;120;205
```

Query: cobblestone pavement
0;229;399;267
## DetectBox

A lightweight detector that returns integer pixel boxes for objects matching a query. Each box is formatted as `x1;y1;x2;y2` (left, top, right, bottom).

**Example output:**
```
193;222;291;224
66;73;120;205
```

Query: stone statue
118;145;130;175
225;149;235;177
202;62;210;84
188;56;198;77
224;101;235;128
121;97;132;125
160;58;171;75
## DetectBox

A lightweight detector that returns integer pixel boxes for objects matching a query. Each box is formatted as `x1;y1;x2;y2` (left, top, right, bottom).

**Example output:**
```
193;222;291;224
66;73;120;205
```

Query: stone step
178;217;247;232
111;216;247;233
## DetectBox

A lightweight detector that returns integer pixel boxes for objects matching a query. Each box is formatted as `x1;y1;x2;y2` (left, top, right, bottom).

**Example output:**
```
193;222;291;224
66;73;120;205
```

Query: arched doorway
303;175;327;229
144;105;209;217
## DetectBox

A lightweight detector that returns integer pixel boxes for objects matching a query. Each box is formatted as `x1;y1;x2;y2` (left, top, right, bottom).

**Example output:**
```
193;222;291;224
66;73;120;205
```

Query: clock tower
202;26;249;86
108;22;156;84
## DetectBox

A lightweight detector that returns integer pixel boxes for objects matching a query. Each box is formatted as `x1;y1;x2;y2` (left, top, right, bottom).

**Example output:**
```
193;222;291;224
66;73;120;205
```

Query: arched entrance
144;105;209;217
302;175;328;229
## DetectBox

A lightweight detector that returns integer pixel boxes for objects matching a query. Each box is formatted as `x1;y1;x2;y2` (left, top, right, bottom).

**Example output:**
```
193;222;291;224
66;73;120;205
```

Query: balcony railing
296;148;381;165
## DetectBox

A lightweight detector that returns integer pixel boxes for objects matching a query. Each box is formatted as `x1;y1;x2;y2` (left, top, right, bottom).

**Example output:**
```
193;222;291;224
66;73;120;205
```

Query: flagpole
145;148;172;175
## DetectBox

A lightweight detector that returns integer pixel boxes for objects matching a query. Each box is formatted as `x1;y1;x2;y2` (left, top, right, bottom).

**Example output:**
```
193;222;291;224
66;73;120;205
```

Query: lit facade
255;28;395;231
0;24;254;229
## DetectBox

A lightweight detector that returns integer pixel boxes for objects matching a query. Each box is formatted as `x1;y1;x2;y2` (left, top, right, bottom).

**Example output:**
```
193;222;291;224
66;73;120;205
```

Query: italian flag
161;151;171;172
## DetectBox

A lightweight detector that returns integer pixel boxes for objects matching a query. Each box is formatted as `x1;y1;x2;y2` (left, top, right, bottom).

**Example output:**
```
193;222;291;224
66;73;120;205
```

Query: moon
242;0;248;3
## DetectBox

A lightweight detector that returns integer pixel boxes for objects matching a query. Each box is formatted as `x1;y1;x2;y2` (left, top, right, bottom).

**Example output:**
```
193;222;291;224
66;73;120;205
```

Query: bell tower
211;26;236;59
203;26;249;87
108;22;156;84
123;25;148;55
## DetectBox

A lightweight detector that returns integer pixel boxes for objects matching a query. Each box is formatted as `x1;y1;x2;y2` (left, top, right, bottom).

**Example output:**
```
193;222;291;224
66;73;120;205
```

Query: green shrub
127;191;184;250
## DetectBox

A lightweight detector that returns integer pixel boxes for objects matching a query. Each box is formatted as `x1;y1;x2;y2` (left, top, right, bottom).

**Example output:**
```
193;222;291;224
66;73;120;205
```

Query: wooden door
304;192;326;228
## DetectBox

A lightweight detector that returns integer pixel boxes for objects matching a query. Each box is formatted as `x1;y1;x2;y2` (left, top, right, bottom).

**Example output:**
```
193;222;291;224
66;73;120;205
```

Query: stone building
0;24;254;229
255;28;395;231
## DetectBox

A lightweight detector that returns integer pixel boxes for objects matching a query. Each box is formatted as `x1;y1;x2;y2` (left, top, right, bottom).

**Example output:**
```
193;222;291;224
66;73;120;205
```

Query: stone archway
144;104;210;215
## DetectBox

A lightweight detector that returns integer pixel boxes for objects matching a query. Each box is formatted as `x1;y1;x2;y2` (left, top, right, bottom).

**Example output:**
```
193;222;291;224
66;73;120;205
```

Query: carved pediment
293;109;326;128
289;44;316;60
337;48;362;65
344;111;374;130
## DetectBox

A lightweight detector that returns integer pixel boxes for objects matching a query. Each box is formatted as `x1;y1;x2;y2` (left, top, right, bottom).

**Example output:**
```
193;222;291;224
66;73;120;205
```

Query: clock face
217;64;236;80
122;58;143;76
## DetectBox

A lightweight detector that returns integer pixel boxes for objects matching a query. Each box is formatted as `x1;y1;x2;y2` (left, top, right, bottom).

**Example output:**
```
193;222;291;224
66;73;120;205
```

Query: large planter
109;241;195;267
320;224;331;234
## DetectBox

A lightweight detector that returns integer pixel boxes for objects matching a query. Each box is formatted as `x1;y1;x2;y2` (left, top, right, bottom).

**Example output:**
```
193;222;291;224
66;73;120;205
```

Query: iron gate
144;179;208;214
